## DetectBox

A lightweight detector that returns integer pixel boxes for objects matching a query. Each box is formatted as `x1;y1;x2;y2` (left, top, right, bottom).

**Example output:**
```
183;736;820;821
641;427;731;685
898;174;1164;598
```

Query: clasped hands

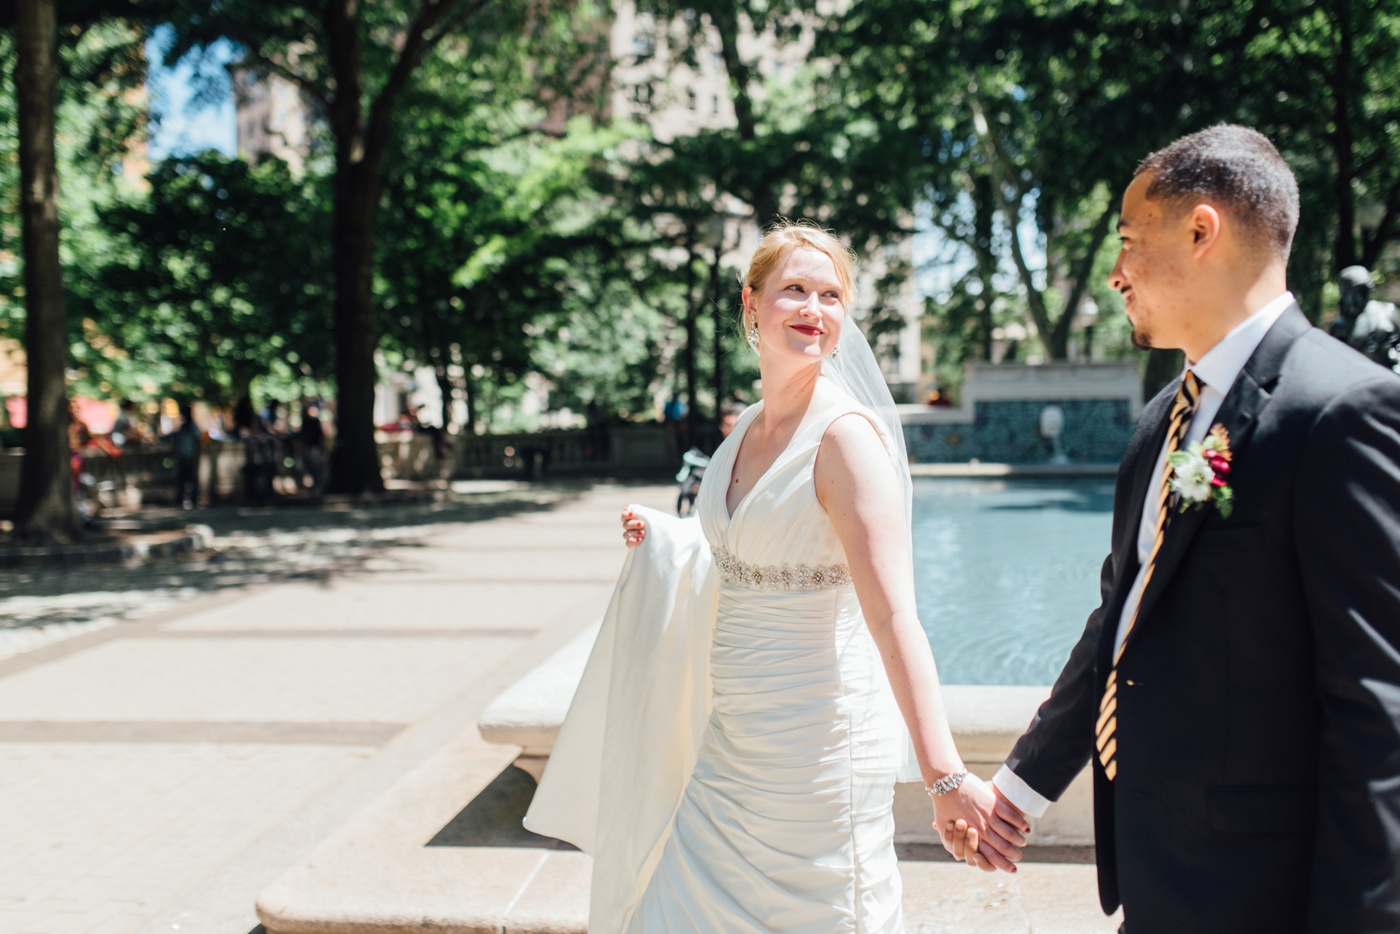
932;775;1029;873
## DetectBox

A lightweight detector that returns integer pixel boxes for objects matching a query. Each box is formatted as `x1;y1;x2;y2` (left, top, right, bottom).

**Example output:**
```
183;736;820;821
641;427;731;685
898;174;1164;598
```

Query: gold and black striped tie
1096;370;1201;782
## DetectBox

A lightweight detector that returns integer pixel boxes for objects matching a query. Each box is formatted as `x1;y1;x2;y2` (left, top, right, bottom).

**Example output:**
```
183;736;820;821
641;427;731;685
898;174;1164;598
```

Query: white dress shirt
992;292;1295;818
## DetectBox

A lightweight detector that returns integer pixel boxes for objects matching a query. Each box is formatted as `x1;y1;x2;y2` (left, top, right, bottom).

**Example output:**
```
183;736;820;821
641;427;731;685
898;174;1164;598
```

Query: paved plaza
0;480;1115;934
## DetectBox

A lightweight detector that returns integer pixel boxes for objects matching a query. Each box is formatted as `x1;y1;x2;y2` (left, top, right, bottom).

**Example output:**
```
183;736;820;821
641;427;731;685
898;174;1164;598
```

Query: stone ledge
478;621;599;759
908;462;1119;478
256;722;593;934
477;624;1095;847
259;847;591;934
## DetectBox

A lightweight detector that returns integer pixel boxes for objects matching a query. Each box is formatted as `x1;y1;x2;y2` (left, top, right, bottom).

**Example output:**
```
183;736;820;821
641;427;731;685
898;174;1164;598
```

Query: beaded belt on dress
712;546;853;591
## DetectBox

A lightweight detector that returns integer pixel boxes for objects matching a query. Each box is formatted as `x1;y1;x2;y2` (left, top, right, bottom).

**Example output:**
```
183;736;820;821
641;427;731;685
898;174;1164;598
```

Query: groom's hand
982;786;1031;869
943;787;1030;872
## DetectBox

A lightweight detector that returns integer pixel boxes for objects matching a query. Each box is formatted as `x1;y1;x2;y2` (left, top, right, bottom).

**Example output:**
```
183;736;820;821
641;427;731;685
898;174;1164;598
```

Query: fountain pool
913;477;1115;686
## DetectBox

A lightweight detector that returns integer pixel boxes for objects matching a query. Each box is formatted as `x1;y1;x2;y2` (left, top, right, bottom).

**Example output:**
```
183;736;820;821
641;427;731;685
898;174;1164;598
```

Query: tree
10;0;76;540
164;0;553;492
814;1;1254;372
1263;0;1400;272
1236;0;1400;316
2;3;149;541
630;0;824;230
91;153;331;408
613;3;847;433
373;24;639;434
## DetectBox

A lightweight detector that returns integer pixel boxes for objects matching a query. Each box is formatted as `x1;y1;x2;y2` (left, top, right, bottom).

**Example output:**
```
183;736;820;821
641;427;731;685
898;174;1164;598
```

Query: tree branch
968;86;1056;352
324;0;365;166
1362;178;1400;269
364;0;493;168
215;22;331;112
1054;200;1115;348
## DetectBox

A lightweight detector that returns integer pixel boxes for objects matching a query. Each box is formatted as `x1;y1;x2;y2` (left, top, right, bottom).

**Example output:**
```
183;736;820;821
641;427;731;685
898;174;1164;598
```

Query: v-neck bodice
698;382;878;576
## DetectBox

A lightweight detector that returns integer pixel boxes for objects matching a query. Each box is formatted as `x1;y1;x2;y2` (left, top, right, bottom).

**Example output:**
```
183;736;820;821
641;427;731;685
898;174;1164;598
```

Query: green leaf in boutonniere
1212;484;1234;519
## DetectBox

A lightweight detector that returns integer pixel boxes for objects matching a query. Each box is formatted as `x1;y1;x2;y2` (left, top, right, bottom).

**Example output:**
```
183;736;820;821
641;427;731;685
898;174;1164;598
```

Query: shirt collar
1188;292;1294;392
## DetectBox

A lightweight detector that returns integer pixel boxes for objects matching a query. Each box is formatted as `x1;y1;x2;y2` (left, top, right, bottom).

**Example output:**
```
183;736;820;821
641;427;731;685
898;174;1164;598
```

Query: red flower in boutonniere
1166;424;1235;518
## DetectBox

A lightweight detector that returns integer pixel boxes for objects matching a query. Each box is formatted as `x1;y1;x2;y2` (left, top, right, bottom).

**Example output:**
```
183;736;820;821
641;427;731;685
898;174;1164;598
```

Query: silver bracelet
925;770;969;797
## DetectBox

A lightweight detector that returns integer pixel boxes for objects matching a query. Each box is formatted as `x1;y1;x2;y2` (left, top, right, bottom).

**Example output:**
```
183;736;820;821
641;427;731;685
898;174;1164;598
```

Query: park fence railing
379;424;673;481
0;423;676;515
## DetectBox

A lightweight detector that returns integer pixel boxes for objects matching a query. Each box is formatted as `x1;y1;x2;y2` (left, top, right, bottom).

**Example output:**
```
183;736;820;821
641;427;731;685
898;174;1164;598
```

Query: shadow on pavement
0;480;619;635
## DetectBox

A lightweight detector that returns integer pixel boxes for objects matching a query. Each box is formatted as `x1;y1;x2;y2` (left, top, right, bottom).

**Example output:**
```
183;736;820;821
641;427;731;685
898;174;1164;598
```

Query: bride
525;221;1025;932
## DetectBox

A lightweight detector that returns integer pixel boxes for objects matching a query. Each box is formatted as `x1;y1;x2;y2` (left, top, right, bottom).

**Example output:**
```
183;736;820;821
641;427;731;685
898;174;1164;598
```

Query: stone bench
478;623;1094;848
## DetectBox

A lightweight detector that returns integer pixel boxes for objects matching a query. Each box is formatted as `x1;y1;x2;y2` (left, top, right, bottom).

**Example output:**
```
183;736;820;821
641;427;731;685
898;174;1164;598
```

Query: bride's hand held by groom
939;781;1030;873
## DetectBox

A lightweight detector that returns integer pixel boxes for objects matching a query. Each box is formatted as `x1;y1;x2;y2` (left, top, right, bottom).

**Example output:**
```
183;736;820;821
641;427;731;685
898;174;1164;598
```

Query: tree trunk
463;368;477;435
1330;1;1358;269
970;172;996;361
321;0;385;495
709;244;724;419
969;96;1061;359
711;3;778;227
683;242;701;450
1142;348;1183;401
325;170;385;494
13;0;77;543
435;365;454;433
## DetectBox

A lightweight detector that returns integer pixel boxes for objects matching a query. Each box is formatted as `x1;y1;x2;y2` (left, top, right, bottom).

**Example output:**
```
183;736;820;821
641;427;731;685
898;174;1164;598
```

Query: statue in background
1332;265;1400;373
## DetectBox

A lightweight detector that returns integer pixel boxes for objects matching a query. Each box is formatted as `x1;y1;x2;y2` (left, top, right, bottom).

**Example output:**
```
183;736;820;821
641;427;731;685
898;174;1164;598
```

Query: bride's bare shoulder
814;410;898;504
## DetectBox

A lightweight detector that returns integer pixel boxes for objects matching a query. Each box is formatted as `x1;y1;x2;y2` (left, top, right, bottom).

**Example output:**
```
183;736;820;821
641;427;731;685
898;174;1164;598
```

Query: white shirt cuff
992;765;1053;819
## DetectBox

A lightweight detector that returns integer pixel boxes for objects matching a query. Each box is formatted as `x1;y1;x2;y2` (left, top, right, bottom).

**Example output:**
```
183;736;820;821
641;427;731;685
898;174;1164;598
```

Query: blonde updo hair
744;219;857;303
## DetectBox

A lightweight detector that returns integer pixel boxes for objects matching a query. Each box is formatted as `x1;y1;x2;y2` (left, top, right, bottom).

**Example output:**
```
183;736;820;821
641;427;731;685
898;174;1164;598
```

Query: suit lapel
1124;304;1310;651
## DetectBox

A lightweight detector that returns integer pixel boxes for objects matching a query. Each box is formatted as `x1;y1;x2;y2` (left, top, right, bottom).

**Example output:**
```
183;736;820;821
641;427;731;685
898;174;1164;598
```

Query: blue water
912;477;1115;686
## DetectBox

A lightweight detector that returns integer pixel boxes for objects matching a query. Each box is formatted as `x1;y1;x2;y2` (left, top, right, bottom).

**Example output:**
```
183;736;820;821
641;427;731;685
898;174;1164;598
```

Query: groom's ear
1188;203;1223;256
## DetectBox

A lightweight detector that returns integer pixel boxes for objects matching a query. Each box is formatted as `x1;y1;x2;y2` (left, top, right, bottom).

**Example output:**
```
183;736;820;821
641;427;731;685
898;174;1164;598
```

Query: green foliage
1237;0;1400;317
7;0;1395;442
89;153;331;406
0;20;148;365
374;18;656;431
821;0;1400;360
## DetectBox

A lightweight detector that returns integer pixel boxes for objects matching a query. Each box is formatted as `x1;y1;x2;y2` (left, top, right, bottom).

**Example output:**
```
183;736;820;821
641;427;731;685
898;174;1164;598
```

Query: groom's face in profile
1109;171;1196;354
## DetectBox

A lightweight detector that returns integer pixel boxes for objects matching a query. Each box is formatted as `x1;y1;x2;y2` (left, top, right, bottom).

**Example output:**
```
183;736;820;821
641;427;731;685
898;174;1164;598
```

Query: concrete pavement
0;482;628;934
0;480;1116;934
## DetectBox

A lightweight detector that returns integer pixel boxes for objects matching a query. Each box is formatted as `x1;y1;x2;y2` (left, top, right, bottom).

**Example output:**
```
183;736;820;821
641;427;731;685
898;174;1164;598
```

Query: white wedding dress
525;380;913;934
627;387;907;933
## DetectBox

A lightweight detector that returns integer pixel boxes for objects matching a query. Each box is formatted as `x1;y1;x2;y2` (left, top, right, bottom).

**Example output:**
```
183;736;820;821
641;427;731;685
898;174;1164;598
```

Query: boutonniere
1167;424;1235;519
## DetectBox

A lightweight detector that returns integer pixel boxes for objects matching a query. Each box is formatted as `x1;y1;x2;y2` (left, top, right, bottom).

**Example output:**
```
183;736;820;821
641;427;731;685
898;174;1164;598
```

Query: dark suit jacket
1005;305;1400;933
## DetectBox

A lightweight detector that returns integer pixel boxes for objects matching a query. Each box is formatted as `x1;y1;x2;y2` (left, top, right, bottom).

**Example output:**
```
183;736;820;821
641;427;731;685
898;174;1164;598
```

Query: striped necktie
1096;370;1202;781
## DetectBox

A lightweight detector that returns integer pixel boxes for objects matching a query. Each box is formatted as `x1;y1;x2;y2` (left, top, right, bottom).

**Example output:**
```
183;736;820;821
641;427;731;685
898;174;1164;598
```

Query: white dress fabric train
526;383;911;933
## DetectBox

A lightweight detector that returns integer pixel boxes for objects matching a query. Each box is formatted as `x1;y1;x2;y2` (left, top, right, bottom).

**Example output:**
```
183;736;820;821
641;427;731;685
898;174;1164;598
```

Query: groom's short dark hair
1137;125;1299;258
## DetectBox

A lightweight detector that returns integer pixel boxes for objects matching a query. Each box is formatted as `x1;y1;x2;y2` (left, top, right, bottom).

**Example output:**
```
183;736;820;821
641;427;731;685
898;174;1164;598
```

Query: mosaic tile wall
902;398;1136;465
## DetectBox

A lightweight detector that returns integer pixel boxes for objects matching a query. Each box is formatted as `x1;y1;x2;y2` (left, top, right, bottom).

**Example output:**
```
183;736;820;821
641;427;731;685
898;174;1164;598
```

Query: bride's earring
745;313;760;351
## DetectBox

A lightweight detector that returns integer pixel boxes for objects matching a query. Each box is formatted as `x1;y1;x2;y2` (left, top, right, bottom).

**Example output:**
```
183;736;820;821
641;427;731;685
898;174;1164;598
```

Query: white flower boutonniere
1166;424;1235;519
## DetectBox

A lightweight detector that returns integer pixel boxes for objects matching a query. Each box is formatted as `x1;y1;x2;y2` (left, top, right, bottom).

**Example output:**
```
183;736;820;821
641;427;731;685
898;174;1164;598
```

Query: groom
986;126;1400;931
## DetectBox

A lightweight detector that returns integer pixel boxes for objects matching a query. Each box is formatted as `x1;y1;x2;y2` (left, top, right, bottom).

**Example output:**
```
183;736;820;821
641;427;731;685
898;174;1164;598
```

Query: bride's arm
815;414;1027;871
